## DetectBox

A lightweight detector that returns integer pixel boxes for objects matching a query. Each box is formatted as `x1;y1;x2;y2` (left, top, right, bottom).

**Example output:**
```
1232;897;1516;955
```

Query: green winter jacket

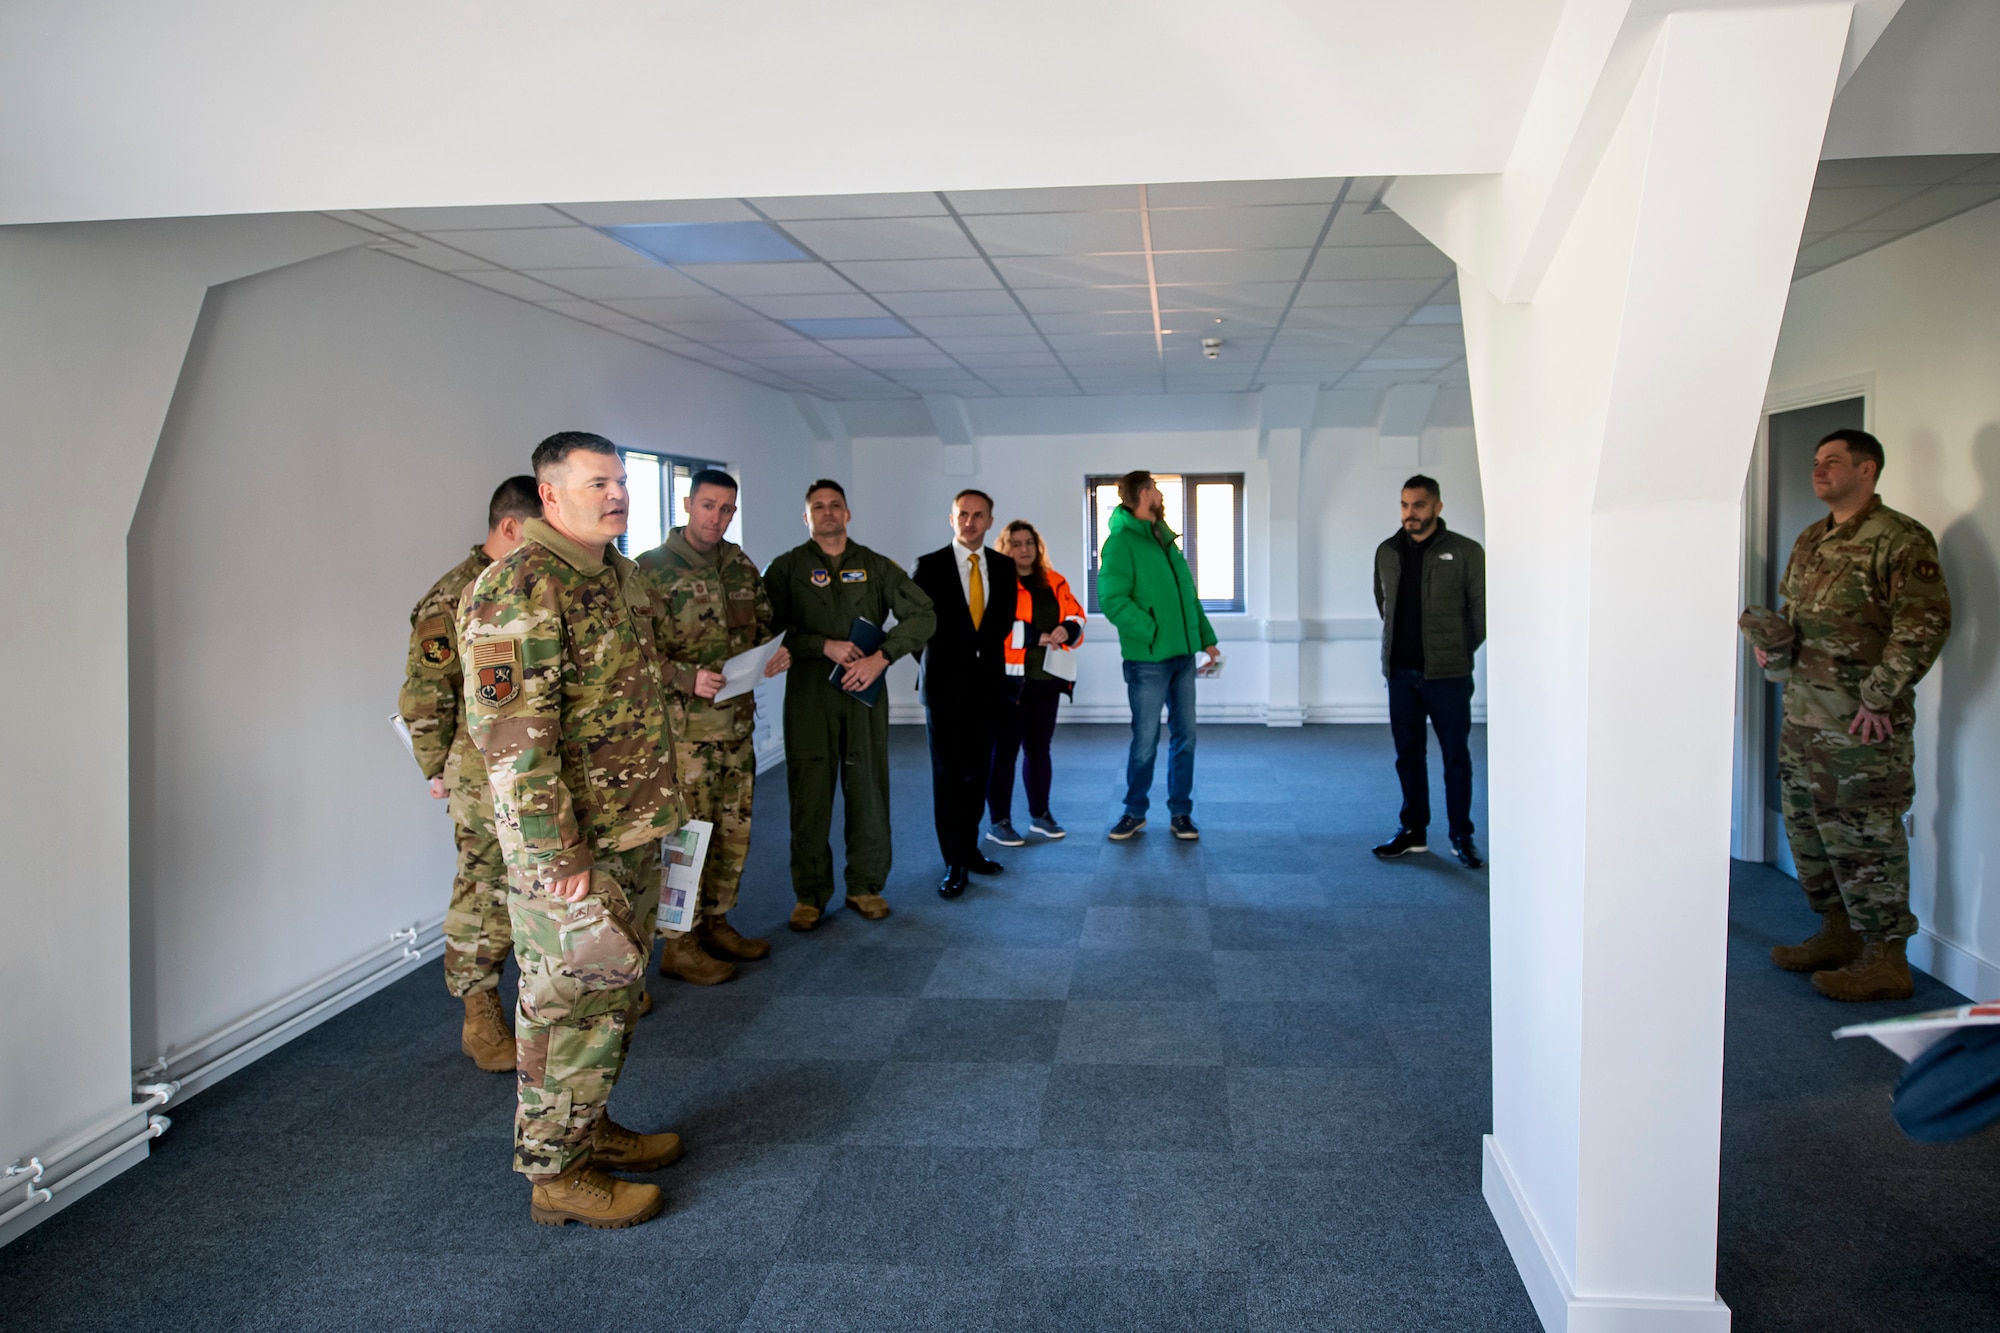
1097;505;1218;662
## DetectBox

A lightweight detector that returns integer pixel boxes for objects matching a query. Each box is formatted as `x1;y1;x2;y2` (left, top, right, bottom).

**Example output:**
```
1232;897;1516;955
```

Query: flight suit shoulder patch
469;637;521;708
810;569;831;587
840;569;868;583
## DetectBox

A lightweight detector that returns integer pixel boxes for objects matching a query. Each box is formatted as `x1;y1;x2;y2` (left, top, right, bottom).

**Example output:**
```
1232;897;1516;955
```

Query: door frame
1732;373;1875;863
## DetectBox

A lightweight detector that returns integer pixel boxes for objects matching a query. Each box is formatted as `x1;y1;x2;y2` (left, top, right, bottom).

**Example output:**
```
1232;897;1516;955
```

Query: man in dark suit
913;488;1019;898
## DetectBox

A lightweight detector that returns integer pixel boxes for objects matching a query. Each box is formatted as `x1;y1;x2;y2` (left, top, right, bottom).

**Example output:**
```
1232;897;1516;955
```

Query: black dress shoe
968;854;1004;875
1372;828;1428;859
938;865;969;898
1450;835;1485;869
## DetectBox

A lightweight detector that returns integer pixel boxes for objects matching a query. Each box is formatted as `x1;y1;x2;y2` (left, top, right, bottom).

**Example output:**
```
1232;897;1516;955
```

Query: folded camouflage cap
1738;605;1796;651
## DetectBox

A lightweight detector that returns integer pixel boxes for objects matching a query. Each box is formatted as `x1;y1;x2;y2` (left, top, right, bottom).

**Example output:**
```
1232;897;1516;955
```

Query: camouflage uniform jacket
1764;496;1952;731
635;528;775;744
398;545;495;825
457;518;686;886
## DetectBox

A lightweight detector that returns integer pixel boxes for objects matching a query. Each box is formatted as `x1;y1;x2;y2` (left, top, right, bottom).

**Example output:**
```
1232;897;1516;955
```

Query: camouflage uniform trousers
1777;718;1918;940
443;818;512;998
660;734;757;934
508;842;662;1176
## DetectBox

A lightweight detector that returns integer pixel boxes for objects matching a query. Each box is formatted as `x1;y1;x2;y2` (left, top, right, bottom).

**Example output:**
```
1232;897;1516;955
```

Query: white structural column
1260;385;1318;726
1392;7;1852;1330
0;214;364;1241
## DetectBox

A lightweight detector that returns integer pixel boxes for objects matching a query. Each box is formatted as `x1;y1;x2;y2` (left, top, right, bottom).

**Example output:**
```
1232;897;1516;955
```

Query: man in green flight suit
636;468;791;986
765;478;936;930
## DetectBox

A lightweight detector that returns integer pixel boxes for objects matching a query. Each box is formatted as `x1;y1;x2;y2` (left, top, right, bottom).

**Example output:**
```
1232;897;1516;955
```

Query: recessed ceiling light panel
604;222;808;265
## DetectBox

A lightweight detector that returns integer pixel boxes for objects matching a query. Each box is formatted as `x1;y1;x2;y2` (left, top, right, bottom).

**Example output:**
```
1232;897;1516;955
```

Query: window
616;450;740;556
1084;473;1245;614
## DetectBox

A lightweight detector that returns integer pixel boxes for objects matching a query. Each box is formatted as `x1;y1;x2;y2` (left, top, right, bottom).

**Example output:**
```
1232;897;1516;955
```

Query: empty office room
6;2;2000;1329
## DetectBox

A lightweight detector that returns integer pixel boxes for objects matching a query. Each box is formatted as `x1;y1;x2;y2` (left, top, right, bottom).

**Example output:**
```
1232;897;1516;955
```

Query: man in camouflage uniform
398;475;541;1072
766;479;936;930
459;431;688;1230
636;469;790;985
1747;429;1951;1003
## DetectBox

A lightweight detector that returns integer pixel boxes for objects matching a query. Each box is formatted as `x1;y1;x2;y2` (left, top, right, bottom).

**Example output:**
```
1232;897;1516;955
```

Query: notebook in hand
830;616;889;706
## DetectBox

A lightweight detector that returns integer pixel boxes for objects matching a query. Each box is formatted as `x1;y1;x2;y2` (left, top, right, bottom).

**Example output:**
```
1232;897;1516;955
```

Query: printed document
714;631;787;703
657;819;715;933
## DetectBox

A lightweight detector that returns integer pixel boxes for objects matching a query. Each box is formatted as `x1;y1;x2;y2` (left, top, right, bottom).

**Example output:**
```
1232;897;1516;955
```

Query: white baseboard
0;1108;159;1249
1484;1136;1732;1333
1909;929;2000;1002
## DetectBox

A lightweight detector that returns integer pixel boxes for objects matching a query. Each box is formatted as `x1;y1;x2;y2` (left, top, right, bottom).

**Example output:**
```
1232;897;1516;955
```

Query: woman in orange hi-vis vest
984;519;1086;846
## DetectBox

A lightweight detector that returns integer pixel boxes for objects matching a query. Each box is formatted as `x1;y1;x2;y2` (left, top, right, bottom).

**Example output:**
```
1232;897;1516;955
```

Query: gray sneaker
1107;814;1146;841
1029;812;1066;840
985;821;1026;848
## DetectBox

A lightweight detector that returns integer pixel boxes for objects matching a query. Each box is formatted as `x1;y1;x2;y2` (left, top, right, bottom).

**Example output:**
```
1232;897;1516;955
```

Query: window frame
1083;472;1246;615
615;449;736;557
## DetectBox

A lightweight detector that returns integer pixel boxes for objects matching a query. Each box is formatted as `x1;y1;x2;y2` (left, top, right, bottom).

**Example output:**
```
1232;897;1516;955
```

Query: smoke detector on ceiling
1202;338;1222;360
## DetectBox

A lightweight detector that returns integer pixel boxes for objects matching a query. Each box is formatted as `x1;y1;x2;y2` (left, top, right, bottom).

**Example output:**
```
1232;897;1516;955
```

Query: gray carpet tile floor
3;723;1995;1331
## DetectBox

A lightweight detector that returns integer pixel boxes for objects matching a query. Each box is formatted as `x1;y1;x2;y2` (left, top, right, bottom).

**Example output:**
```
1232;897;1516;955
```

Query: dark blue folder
830;616;888;706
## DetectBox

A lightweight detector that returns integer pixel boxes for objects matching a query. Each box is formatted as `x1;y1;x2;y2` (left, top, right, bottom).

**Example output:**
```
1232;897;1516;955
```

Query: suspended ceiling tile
1152;249;1311;284
1324;202;1430;247
904;315;1039;338
875;289;1024;317
994;253;1151;287
432;226;660;269
947;185;1138;214
1282;305;1413;329
320;209;402;233
523;266;713;299
737;293;887;320
459;270;575;302
375;235;496;271
604;295;754;322
783;216;979;261
1800;186;1916;232
557;199;759;225
537;299;645;326
1794;230;1905;270
1358;355;1456;372
1378;324;1466;347
925;333;1050;352
1157;281;1297;308
1148;204;1331;250
688;262;858;296
1014;286;1153;314
1035;311;1157;335
368;204;574;230
956;353;1062;370
1308;245;1455;281
1811;155;1986;189
1955;157;2000;184
667;319;794;341
962;210;1143;256
1860;183;2000;233
832;258;1002;291
1148;178;1347;208
1293;278;1441;306
821;337;948;358
752;192;948;219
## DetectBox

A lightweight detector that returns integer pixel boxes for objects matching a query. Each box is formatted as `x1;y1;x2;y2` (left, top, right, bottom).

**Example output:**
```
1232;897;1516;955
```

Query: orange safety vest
1005;568;1086;677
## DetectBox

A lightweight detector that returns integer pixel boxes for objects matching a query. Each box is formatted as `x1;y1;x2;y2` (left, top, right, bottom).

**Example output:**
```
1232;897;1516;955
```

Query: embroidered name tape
1439;553;1454;561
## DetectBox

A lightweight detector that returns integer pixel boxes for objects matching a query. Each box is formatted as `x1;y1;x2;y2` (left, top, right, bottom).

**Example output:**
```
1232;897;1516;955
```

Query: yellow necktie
968;551;984;629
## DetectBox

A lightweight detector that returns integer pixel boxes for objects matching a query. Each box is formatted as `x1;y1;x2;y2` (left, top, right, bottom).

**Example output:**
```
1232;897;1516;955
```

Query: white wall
841;389;1484;725
1767;197;2000;1000
126;248;818;1075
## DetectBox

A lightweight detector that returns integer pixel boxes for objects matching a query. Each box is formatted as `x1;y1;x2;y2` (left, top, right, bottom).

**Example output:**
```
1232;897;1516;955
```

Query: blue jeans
1123;655;1198;818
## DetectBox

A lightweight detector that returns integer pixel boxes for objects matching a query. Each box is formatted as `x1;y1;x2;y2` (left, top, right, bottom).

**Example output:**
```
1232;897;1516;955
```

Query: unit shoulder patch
1914;559;1942;583
810;569;832;587
416;616;455;669
469;638;521;707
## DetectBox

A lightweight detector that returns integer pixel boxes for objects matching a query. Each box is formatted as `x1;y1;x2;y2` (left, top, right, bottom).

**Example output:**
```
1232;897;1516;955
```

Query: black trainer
1451;835;1485;869
1372;829;1428;859
985;821;1026;848
1107;814;1146;841
1170;815;1200;841
1028;812;1066;840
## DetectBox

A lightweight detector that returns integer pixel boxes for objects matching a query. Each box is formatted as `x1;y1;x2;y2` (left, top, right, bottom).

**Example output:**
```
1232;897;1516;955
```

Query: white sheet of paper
713;631;787;703
389;713;416;758
658;819;715;933
1041;645;1079;682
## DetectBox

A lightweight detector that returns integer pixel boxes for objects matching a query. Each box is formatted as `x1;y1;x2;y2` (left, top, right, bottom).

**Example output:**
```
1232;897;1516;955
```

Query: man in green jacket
1097;470;1219;841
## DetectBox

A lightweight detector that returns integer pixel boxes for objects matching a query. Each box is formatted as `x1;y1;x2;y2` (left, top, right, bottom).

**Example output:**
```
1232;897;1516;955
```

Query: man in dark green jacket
1371;473;1486;868
1097;470;1219;841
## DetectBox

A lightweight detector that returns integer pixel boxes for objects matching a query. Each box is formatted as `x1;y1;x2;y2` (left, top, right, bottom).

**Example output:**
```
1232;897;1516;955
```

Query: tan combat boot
697;913;772;961
1812;936;1914;1002
789;903;822;932
591;1117;685;1172
529;1161;664;1229
460;990;516;1072
845;893;891;921
636;989;654;1017
658;930;737;985
1770;911;1862;973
